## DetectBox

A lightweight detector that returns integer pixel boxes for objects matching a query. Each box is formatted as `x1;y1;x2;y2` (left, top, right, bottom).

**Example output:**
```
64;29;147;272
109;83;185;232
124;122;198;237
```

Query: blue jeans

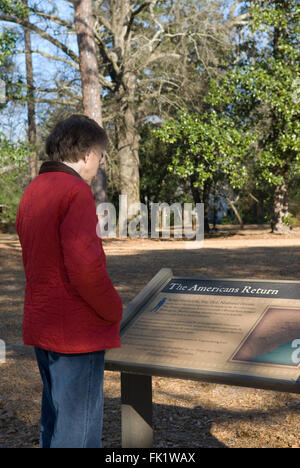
34;347;106;448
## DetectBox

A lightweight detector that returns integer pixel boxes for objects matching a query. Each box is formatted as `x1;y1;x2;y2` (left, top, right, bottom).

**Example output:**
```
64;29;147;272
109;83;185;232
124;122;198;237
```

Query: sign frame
106;269;300;394
104;269;300;447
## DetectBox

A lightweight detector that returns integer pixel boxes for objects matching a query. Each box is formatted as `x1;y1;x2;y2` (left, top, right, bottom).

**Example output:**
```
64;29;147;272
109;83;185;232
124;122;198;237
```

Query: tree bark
23;0;38;180
271;182;290;234
116;72;141;220
73;0;107;204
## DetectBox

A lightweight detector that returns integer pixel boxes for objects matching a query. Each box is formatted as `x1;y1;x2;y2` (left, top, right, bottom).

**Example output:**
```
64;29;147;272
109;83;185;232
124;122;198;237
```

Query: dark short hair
45;114;108;163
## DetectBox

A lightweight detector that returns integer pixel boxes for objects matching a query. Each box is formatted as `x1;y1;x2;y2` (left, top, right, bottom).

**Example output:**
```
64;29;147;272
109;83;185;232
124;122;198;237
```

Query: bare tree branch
94;26;121;75
94;14;112;33
28;97;79;105
249;192;260;204
27;6;74;30
97;73;115;90
0;14;79;63
13;49;79;69
142;52;182;68
228;0;250;26
124;1;152;40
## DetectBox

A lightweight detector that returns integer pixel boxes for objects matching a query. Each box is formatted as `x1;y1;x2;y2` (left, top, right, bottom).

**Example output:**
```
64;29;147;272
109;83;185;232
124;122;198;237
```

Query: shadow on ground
0;346;300;448
1;242;300;447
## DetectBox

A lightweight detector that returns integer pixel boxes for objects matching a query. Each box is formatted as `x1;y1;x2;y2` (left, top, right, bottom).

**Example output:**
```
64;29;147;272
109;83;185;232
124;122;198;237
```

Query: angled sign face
106;270;300;393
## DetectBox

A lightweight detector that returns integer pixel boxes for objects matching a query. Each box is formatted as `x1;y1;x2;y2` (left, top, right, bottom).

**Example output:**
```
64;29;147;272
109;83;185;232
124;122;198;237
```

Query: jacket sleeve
59;184;123;324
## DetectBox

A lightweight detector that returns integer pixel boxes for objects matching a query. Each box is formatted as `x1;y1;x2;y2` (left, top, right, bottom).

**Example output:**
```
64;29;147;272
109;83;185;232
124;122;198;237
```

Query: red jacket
16;161;123;353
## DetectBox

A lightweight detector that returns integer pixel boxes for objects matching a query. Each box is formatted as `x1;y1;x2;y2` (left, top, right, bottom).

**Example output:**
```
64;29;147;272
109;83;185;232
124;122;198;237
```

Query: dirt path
0;227;300;448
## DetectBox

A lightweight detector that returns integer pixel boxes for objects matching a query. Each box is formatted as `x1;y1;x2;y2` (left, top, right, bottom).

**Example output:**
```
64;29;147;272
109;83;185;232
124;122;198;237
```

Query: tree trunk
116;72;141;221
202;181;211;234
23;0;38;180
190;175;210;234
271;182;290;234
74;0;107;204
270;19;290;235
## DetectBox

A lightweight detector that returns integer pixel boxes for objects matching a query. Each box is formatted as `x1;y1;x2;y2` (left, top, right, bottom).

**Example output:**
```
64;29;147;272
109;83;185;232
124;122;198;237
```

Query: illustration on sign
232;307;300;366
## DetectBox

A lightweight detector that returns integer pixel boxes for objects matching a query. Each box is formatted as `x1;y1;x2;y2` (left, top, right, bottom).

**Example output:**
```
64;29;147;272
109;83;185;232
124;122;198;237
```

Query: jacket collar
39;160;83;181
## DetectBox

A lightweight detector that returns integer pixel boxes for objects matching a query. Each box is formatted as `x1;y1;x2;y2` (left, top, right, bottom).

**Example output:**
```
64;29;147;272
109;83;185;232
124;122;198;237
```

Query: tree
74;0;103;125
92;0;247;217
139;122;186;205
22;0;37;180
73;0;107;205
208;0;300;234
0;0;81;108
153;109;253;233
0;134;31;224
0;26;18;67
0;17;23;177
0;17;20;109
0;0;248;215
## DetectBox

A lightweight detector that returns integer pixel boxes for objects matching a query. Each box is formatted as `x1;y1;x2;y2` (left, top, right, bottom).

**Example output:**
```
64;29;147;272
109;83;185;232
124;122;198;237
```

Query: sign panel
106;271;300;393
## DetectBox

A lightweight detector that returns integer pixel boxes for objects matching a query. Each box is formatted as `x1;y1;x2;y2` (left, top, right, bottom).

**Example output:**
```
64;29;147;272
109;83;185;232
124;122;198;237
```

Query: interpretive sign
106;269;300;394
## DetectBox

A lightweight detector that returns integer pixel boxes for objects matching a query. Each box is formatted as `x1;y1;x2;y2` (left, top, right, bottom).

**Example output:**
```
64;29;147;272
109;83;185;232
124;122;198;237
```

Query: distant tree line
0;0;299;234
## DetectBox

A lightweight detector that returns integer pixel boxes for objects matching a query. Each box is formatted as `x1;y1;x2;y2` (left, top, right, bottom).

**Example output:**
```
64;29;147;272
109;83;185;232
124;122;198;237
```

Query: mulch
0;229;300;448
